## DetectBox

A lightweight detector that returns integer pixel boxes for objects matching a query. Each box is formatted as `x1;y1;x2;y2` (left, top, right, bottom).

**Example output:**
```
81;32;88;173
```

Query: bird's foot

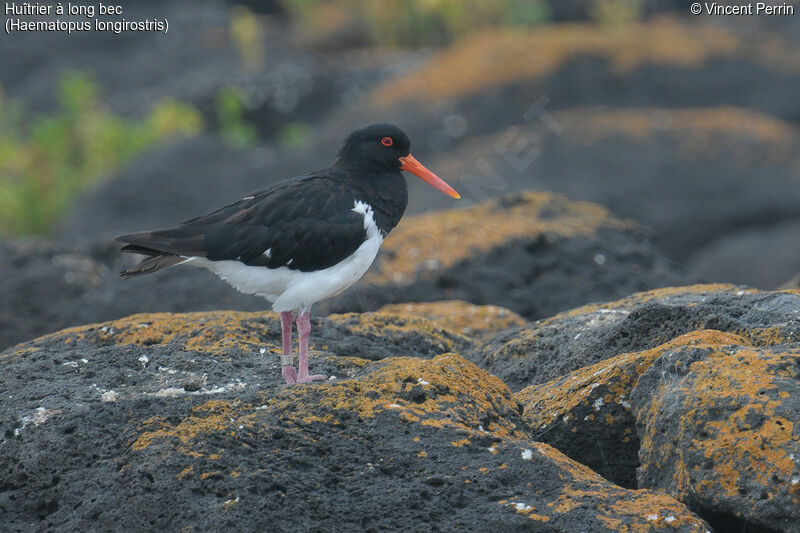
296;372;325;384
282;365;324;385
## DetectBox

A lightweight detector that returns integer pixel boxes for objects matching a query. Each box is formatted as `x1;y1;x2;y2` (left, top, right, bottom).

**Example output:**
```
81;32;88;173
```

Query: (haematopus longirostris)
115;124;460;385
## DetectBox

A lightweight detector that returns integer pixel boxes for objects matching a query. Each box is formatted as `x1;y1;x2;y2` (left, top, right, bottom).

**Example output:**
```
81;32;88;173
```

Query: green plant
216;86;259;149
276;122;311;149
0;71;203;236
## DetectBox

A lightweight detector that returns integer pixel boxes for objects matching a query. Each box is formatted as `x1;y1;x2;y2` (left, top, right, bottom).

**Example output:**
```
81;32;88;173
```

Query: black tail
119;254;188;278
115;231;197;278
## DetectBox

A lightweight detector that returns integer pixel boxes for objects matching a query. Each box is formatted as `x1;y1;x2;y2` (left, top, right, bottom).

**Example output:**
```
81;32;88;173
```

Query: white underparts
189;199;384;313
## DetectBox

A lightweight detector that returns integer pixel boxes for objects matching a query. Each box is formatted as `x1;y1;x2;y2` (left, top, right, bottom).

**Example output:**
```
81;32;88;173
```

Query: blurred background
1;0;799;347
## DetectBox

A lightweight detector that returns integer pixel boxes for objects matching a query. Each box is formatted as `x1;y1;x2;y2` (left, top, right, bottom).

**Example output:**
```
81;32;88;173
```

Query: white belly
190;200;384;313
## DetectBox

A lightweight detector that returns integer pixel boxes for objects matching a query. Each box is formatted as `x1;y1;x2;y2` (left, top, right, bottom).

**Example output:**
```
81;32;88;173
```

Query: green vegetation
216;86;259;149
281;0;552;47
276;122;312;149
0;71;202;236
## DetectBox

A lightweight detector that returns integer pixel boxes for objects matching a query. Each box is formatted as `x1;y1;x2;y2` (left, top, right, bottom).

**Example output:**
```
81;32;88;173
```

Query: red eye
381;137;393;147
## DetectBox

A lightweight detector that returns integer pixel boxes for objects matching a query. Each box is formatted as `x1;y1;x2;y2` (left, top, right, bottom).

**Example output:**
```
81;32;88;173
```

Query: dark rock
473;284;799;391
632;331;800;533
0;312;710;531
497;285;800;499
516;329;742;490
58;135;290;241
0;238;268;351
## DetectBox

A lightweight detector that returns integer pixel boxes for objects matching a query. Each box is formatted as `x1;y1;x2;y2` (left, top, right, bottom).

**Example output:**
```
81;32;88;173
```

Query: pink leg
295;309;324;384
280;311;297;385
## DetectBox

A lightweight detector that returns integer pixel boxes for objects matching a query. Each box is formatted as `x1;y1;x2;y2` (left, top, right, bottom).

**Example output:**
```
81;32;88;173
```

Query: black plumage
116;124;411;276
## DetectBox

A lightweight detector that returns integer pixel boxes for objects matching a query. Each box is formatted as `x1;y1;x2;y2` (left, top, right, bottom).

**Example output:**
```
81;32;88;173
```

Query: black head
336;123;460;199
336;123;411;171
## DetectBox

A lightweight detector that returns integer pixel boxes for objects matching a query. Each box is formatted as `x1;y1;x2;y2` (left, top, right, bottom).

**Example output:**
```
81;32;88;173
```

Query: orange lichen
0;346;36;360
551;107;797;163
326;311;469;353
132;399;267;459
38;311;281;356
516;330;747;429
377;301;526;340
747;326;800;346
268;353;524;441
506;443;708;529
367;191;632;285
27;306;484;368
637;343;800;513
372;17;746;106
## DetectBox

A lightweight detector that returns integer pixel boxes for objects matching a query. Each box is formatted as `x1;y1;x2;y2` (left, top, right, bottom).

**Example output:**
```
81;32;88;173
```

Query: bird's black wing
115;172;369;273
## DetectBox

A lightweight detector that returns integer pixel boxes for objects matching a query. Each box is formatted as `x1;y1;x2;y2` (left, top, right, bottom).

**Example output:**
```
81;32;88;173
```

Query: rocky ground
3;287;799;531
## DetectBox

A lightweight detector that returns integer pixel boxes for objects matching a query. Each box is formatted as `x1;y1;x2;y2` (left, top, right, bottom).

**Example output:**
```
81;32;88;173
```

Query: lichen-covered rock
0;312;710;531
4;308;478;399
371;17;749;107
495;285;800;488
632;335;800;533
323;191;691;319
377;301;526;341
322;311;472;360
502;285;800;531
471;284;759;391
516;330;746;489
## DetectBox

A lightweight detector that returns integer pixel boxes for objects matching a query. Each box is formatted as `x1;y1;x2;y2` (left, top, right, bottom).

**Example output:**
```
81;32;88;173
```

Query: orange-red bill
399;154;460;199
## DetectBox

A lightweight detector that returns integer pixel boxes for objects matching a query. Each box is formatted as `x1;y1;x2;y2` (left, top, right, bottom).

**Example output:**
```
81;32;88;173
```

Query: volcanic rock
0;309;710;531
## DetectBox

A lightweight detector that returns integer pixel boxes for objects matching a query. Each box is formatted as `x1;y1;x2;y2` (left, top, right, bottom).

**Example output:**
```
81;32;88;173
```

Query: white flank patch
521;449;533;460
193;199;384;312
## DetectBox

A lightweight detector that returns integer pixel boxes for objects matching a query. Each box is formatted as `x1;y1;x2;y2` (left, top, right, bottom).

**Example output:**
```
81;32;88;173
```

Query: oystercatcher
115;124;459;385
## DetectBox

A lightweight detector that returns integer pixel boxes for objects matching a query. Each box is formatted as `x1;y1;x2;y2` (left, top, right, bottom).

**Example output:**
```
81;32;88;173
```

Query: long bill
399;154;460;199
